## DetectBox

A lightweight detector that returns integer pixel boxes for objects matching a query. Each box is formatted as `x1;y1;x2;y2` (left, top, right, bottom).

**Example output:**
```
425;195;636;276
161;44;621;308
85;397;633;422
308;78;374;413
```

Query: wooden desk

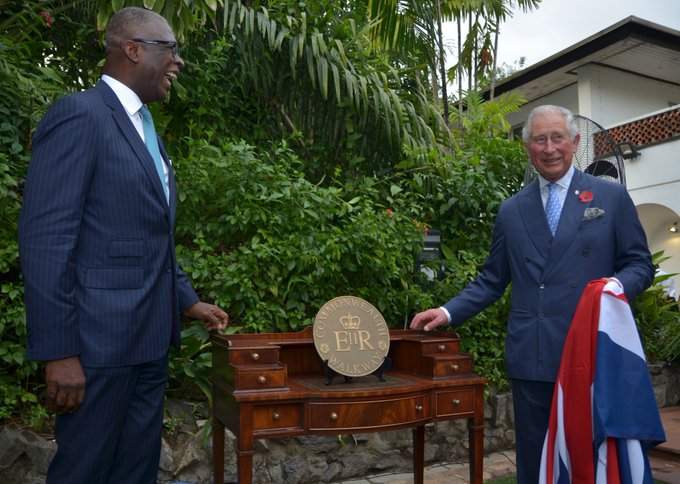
212;328;486;484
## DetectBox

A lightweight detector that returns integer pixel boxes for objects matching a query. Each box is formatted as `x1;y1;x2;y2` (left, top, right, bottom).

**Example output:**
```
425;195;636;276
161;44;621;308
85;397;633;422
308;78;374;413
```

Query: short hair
104;7;167;53
521;105;579;143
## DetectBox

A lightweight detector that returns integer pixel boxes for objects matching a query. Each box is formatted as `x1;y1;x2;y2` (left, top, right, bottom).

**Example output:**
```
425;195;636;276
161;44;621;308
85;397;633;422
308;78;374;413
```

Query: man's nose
174;54;185;70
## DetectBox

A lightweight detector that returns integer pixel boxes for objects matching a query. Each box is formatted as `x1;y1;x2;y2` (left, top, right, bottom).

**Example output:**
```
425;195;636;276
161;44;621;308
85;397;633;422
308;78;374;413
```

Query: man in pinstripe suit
19;7;228;483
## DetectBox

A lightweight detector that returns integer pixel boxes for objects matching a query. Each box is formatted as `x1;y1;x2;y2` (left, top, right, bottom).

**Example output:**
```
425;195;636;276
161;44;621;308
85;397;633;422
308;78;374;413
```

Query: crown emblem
339;313;361;330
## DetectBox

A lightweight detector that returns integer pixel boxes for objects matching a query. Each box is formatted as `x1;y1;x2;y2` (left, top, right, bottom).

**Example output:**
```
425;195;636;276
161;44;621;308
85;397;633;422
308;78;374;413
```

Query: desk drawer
421;340;460;354
309;395;430;430
253;403;303;431
235;365;287;390
435;389;475;417
432;356;472;377
230;347;279;365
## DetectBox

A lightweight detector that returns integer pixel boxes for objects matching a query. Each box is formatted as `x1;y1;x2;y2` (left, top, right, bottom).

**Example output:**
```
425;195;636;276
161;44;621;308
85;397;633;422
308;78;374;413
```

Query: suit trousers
511;378;555;484
47;355;168;484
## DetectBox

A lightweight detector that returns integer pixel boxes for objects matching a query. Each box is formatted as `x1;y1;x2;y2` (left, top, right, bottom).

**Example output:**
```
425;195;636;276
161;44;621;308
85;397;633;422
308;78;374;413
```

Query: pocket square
583;207;605;220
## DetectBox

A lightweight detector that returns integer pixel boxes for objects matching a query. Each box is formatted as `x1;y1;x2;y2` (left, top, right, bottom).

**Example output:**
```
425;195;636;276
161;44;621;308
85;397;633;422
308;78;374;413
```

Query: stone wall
1;364;678;484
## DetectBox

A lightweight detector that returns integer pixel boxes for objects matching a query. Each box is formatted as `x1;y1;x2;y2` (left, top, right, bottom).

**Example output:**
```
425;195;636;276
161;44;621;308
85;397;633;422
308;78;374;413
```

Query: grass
485;476;516;484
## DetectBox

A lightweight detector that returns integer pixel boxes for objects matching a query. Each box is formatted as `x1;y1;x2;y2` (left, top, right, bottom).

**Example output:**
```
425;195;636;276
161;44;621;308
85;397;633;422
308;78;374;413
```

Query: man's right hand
409;308;449;332
45;356;85;414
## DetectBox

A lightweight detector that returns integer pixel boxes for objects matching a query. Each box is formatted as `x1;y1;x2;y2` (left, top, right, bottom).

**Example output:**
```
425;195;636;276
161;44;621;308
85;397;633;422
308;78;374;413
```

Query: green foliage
174;139;425;331
209;0;448;178
633;251;680;363
89;0;221;40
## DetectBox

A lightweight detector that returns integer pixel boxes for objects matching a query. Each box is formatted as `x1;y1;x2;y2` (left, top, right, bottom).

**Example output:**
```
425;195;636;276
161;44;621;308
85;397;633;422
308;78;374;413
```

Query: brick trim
595;107;680;157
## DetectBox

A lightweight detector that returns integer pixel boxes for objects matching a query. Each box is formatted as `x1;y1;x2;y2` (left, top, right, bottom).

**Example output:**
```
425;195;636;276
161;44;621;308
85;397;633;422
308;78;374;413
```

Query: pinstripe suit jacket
19;81;198;367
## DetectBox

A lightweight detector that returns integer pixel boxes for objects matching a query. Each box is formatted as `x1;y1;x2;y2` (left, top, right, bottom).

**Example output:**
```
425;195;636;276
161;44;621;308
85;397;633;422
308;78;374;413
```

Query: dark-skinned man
19;7;228;483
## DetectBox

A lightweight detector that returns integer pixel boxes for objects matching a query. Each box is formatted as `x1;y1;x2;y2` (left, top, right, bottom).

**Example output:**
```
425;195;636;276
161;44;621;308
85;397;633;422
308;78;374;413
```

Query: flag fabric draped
539;278;665;484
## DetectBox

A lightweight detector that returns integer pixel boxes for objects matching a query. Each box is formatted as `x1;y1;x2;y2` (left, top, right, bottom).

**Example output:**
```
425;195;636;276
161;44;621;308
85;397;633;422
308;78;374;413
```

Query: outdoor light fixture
617;141;639;160
420;229;442;262
416;228;443;283
670;222;679;234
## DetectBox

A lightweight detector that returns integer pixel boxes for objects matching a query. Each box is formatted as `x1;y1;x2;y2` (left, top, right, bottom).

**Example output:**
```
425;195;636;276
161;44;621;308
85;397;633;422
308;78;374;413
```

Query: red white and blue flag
539;278;665;484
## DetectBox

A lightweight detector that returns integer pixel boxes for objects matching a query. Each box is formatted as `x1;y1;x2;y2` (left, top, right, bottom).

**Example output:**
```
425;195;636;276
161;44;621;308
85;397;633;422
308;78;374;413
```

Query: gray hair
104;7;167;53
521;105;579;143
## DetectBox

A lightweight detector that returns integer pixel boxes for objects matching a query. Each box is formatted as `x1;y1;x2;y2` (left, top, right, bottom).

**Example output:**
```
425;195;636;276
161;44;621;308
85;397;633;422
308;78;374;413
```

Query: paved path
332;406;680;484
332;451;516;484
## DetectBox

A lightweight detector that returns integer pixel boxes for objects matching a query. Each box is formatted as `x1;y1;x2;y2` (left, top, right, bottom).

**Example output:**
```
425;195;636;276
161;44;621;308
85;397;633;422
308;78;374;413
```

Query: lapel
543;169;592;280
96;81;170;216
518;179;553;260
158;138;177;224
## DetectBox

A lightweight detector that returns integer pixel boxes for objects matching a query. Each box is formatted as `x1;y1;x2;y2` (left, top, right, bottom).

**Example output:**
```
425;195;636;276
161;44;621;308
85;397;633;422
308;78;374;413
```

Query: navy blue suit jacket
443;169;653;382
19;81;198;367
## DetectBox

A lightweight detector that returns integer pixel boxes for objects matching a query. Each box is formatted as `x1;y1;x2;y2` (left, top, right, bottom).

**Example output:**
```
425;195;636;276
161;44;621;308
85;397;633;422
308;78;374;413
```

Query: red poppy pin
578;191;593;203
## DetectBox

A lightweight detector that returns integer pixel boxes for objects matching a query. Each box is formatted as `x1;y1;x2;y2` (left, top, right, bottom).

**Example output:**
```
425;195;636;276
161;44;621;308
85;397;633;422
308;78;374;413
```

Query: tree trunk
430;65;439;107
436;0;449;126
490;21;500;100
457;16;463;123
468;13;472;93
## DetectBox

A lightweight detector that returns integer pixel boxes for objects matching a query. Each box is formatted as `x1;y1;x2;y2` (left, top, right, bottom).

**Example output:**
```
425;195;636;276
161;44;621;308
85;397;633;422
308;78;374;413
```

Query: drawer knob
251;352;260;361
257;375;267;384
272;412;280;421
437;344;446;352
330;412;338;421
450;363;459;371
452;399;461;406
415;404;423;412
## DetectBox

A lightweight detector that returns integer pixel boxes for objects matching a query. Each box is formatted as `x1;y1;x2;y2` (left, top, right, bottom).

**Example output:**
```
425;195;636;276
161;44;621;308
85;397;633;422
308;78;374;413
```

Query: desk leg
237;444;254;484
468;417;484;484
413;425;425;484
213;415;225;484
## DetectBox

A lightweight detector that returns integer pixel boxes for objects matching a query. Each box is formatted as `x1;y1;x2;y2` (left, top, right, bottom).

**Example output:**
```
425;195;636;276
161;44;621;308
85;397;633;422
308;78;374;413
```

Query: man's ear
121;40;141;64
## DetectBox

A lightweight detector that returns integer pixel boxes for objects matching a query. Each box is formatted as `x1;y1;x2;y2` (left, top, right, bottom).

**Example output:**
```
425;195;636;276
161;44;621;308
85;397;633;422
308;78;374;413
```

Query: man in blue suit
410;105;653;484
19;7;228;483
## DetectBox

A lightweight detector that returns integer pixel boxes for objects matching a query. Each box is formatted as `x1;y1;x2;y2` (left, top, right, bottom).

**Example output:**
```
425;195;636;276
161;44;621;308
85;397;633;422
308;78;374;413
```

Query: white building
490;16;680;285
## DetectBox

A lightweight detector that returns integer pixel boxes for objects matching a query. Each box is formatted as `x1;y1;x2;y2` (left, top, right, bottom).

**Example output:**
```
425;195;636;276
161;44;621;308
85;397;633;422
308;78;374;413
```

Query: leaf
317;56;328;100
331;63;341;102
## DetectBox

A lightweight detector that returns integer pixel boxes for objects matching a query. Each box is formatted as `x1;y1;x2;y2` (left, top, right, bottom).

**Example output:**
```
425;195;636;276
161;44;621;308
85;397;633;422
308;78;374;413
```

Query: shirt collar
538;164;575;191
101;75;143;117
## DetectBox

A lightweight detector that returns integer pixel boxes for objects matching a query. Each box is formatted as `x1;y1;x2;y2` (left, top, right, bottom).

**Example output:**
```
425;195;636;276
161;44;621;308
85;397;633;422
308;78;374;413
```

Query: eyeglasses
131;38;180;57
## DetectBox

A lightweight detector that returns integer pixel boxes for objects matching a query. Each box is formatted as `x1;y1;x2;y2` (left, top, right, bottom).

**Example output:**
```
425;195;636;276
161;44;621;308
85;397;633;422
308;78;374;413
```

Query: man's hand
45;356;86;414
184;301;229;331
410;308;449;332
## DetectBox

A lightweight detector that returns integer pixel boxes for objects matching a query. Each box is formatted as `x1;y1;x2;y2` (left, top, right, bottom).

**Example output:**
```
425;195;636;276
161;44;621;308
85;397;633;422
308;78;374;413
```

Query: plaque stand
322;356;393;385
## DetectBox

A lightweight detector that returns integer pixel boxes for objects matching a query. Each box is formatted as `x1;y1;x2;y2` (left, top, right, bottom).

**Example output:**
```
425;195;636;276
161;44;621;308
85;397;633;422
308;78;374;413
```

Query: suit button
539;284;545;289
166;268;172;273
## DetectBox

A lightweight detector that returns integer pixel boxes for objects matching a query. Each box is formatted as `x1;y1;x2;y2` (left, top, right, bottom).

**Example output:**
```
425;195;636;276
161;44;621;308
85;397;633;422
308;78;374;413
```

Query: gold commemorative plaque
313;296;390;377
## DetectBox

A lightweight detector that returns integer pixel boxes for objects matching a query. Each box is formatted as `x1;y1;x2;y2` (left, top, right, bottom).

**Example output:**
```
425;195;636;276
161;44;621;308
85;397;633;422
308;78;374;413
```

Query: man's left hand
184;301;229;331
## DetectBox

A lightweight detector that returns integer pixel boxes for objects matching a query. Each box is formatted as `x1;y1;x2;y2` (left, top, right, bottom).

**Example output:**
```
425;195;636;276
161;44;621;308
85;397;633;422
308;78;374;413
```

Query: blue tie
140;105;169;203
545;182;560;236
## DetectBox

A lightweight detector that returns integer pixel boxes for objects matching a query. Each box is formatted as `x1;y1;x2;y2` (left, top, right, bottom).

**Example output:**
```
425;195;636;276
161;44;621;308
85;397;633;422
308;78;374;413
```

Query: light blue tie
140;105;169;203
545;182;560;236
